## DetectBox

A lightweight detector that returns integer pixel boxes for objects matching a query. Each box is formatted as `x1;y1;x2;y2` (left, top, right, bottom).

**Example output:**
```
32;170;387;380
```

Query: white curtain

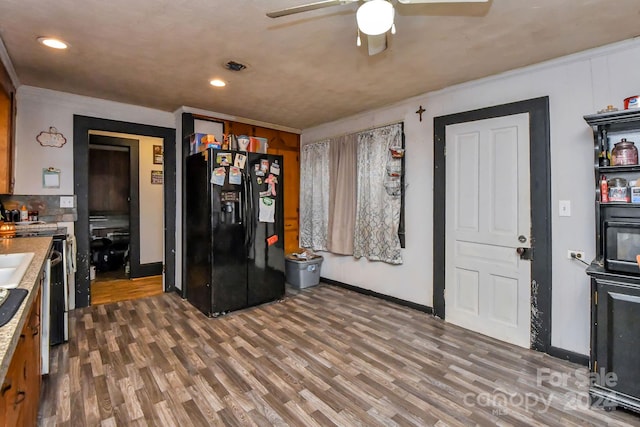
354;124;403;264
299;140;330;251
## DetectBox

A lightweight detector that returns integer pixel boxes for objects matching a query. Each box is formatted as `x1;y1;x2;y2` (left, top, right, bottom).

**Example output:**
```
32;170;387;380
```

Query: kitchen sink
0;252;35;289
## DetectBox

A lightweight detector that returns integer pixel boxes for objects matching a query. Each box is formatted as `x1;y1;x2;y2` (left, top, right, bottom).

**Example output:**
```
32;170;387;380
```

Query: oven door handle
50;249;63;267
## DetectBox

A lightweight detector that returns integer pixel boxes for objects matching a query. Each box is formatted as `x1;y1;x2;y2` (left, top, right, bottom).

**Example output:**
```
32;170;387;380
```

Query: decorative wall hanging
42;167;61;188
151;170;163;184
153;145;163;164
36;127;67;148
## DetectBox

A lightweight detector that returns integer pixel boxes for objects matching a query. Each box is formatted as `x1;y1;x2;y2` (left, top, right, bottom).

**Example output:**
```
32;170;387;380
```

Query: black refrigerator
185;148;285;316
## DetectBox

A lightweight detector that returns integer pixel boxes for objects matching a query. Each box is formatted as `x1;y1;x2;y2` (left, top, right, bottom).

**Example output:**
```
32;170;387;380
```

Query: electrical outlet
567;250;585;260
60;196;74;208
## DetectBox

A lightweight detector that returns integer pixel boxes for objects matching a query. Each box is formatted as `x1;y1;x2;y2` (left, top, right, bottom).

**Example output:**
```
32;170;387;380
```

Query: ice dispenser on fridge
221;191;241;224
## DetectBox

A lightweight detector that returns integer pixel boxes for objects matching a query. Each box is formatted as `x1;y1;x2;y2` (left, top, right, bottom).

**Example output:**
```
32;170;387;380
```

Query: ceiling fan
267;0;488;55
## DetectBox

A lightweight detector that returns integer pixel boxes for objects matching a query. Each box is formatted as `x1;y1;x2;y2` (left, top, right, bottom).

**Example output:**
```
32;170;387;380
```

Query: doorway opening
88;135;136;282
73;116;176;308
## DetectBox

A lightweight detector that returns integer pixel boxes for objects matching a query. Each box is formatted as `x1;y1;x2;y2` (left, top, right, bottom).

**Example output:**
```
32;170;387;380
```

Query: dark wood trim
74;115;176;308
433;96;552;353
399;123;406;248
321;277;433;314
137;262;163;277
547;346;589;366
88;135;141;277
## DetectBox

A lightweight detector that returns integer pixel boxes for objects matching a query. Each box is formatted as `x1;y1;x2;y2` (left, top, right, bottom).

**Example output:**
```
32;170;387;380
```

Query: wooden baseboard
320;277;433;314
547;346;589;366
133;262;163;278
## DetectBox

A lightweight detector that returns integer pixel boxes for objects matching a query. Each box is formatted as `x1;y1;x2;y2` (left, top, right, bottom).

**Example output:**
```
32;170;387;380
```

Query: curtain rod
306;120;404;143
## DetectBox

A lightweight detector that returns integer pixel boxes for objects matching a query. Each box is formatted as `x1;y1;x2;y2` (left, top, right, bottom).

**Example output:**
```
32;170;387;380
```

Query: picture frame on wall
151;170;163;184
153;145;163;164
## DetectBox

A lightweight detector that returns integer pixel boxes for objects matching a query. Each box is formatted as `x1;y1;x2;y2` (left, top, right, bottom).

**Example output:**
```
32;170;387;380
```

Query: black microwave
604;220;640;274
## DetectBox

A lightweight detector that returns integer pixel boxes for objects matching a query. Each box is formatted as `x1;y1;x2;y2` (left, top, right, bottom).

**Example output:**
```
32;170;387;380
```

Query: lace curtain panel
353;123;403;264
299;140;330;250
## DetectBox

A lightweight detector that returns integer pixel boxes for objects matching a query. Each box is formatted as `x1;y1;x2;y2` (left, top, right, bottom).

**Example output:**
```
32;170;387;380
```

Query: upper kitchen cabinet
0;59;15;194
224;123;300;254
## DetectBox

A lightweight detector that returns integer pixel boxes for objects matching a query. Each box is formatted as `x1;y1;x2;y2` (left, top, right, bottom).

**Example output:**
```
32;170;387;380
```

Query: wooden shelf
585;109;640;126
599;164;640;173
599;202;640;207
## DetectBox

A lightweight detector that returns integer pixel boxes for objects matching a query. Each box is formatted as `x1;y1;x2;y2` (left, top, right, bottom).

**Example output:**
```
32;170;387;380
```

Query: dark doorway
88;135;138;281
74;116;176;308
433;97;552;353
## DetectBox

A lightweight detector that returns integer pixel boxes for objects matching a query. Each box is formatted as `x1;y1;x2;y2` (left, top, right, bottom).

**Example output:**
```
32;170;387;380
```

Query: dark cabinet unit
588;270;640;411
585;109;640;412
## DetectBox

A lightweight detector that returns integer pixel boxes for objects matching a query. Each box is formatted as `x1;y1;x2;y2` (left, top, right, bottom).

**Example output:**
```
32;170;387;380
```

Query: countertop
0;237;52;386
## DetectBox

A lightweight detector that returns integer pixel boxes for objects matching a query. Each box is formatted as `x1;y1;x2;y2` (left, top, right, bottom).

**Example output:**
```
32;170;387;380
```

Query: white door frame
433;97;552;354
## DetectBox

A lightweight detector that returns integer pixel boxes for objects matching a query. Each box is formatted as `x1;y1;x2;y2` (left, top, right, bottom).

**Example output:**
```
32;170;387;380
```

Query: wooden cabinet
585;109;640;413
0;286;42;426
0;58;15;194
588;273;640;412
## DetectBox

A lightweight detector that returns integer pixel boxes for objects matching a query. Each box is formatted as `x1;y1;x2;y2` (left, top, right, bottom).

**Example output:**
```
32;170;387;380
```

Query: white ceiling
1;0;639;130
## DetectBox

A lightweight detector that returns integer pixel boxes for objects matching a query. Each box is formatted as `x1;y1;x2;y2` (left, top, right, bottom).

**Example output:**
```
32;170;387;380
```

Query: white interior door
445;113;531;348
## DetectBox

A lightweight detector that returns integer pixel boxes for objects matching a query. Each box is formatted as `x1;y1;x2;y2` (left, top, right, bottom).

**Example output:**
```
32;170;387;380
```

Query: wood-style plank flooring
91;275;163;305
39;284;640;426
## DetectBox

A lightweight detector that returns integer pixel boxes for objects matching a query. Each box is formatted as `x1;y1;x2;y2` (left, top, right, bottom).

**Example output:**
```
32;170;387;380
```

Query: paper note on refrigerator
211;167;226;186
234;153;247;169
229;166;241;185
259;197;275;223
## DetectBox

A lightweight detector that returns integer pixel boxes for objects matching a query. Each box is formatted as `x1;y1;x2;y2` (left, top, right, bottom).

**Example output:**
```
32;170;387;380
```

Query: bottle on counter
601;175;609;203
20;205;28;221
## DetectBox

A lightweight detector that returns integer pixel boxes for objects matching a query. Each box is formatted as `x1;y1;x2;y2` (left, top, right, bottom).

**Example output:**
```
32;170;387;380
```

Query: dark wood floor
38;284;640;426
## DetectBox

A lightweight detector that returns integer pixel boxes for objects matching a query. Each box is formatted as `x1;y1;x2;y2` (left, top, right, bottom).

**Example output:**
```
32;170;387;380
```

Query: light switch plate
559;200;571;217
60;196;74;208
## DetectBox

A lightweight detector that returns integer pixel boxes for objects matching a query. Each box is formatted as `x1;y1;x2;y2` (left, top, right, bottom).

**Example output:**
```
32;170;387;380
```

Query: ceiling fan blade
367;34;387;56
266;0;358;18
397;0;487;3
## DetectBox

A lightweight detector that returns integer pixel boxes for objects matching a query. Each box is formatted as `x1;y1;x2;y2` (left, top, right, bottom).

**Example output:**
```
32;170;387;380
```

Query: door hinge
162;264;166;273
594;360;598;372
594;291;598;305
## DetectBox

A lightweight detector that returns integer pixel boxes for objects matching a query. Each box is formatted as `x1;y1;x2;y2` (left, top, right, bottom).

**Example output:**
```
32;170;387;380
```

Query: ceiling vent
225;61;247;72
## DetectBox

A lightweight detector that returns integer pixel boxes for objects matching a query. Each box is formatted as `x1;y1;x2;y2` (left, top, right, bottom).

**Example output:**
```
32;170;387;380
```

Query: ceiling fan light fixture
356;0;394;36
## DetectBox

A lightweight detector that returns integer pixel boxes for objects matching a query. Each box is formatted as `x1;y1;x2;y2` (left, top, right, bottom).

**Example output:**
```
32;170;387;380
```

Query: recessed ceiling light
37;37;69;49
210;79;226;87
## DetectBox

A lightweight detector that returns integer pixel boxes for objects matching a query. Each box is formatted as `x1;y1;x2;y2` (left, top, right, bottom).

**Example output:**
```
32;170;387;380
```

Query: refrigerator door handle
243;173;251;249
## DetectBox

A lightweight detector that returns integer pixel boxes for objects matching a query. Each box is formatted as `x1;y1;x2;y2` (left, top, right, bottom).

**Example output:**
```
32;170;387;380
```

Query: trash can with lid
285;254;324;289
